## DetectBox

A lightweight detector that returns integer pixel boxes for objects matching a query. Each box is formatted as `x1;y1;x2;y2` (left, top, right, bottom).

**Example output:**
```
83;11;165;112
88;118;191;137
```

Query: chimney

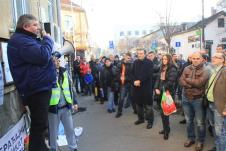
211;7;217;15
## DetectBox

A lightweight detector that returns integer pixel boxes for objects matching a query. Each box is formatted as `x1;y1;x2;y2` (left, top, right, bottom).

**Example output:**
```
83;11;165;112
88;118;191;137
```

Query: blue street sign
109;41;114;49
175;42;181;47
151;41;157;50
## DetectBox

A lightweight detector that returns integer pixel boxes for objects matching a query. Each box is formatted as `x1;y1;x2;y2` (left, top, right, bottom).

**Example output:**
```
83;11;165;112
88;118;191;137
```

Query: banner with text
0;115;27;151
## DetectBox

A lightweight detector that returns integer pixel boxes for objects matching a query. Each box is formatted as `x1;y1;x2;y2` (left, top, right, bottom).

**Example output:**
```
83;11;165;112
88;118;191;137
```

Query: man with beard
132;48;154;129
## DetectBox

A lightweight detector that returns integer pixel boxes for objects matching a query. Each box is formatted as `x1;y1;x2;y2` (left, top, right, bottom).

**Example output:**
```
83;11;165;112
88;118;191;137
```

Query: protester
80;58;91;95
7;14;56;151
100;58;117;113
132;48;154;129
48;58;79;151
115;53;135;118
154;54;177;140
179;52;209;151
73;56;81;94
207;53;225;151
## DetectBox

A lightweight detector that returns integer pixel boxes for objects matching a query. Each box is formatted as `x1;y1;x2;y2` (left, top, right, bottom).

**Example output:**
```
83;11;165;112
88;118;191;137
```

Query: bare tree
157;0;177;54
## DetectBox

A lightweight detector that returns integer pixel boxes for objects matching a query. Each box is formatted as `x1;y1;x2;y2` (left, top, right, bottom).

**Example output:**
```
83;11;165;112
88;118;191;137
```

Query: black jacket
100;65;117;90
117;61;133;85
132;58;153;105
154;64;178;95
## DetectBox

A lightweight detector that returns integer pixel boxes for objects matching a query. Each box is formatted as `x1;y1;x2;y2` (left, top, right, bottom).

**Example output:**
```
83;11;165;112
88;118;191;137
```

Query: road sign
109;41;114;49
151;41;157;50
205;40;213;45
175;42;181;47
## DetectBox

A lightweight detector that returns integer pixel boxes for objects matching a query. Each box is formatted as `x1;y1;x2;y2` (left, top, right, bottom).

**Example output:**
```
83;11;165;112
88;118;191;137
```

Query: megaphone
60;40;75;56
53;40;75;58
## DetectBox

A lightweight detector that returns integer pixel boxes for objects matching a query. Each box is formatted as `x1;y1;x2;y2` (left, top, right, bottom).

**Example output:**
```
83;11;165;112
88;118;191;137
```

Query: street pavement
60;95;214;151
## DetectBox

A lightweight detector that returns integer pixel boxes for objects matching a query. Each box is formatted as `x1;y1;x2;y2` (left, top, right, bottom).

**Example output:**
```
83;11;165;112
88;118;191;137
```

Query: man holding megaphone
7;14;56;151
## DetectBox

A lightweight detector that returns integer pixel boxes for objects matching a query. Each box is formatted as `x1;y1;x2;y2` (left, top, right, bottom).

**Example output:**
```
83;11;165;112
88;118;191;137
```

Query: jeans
27;90;51;151
117;84;132;113
107;87;115;110
74;74;80;93
85;83;92;95
182;96;206;143
208;103;226;151
48;108;78;151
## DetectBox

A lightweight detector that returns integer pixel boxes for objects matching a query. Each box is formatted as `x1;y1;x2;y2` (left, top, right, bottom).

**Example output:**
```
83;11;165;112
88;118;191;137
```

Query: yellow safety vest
50;72;72;105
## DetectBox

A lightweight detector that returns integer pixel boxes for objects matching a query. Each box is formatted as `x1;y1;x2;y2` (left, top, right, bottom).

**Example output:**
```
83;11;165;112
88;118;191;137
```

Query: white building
171;29;201;59
171;11;226;59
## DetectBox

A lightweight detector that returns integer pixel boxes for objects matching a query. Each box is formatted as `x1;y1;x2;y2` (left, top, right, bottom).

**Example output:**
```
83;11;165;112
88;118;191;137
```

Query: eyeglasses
212;56;223;60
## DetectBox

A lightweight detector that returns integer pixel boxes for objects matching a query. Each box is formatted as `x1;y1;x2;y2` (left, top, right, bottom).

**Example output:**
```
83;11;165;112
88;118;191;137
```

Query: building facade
0;0;62;138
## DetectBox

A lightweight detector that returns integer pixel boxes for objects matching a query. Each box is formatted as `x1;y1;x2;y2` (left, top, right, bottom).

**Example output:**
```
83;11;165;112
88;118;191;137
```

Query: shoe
73;149;78;151
115;113;122;118
134;120;145;125
107;109;112;113
208;147;216;151
195;143;203;151
159;130;164;134
163;132;169;140
146;123;153;129
112;109;116;112
179;119;186;124
184;140;195;147
133;110;137;114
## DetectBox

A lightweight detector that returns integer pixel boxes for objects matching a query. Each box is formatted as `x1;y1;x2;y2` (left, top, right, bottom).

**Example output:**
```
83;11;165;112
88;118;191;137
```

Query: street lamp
202;0;205;50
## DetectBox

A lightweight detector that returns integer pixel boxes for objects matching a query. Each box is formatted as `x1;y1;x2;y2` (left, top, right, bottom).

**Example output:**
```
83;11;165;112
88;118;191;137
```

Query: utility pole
201;0;205;50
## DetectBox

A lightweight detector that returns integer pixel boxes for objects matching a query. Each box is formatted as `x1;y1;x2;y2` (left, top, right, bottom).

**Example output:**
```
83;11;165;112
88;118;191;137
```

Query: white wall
171;29;201;60
204;14;226;55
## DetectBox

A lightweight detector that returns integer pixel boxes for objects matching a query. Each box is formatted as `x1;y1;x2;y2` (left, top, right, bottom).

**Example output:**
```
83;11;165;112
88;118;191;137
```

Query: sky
73;0;219;48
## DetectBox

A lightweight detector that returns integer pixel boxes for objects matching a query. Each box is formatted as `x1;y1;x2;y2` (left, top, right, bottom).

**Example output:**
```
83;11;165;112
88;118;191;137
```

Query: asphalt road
60;95;214;151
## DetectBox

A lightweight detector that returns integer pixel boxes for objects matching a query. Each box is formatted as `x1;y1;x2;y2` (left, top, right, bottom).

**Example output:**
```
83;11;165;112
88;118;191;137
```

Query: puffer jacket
7;28;56;99
179;63;209;100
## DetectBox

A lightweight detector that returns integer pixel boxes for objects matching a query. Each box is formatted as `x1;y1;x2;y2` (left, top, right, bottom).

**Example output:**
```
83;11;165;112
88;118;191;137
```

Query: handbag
161;88;177;116
203;66;224;107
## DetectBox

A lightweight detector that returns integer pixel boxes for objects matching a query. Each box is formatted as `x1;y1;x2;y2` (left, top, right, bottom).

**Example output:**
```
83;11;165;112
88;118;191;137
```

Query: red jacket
80;63;91;76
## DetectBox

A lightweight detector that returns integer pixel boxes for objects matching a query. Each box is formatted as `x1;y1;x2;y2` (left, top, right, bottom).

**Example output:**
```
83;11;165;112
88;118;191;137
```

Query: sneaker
195;143;203;151
107;109;112;113
184;140;195;147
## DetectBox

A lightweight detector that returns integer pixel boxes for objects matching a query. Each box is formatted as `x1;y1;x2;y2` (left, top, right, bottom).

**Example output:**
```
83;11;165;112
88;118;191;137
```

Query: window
135;30;139;36
218;18;225;28
127;31;132;36
120;31;124;36
64;15;73;32
12;0;30;25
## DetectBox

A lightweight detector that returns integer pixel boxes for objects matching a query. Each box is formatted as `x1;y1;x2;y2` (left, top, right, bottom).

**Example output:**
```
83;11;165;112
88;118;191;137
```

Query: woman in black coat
154;54;178;140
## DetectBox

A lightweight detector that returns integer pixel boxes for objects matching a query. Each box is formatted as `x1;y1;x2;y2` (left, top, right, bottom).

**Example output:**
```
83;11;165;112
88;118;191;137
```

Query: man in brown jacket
213;53;226;151
179;52;209;151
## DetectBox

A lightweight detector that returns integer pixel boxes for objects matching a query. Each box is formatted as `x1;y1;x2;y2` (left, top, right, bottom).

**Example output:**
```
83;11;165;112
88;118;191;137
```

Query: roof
141;29;161;38
189;11;226;30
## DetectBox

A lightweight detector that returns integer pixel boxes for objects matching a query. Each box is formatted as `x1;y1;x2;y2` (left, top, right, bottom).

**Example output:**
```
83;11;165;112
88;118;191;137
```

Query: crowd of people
72;48;226;151
6;14;226;151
